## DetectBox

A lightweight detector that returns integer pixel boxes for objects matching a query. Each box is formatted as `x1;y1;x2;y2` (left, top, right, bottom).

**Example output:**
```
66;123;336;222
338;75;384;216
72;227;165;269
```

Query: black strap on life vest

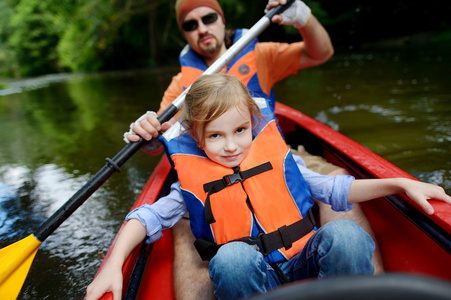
194;208;316;261
202;162;273;224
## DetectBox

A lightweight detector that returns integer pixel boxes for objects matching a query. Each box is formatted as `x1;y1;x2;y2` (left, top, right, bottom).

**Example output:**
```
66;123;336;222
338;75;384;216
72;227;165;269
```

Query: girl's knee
315;220;375;276
323;220;374;248
210;242;263;277
314;220;375;262
209;242;268;298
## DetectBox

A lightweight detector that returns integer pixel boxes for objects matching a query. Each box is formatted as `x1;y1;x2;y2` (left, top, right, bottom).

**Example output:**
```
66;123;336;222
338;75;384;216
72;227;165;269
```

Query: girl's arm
85;182;186;300
85;219;147;300
347;178;451;215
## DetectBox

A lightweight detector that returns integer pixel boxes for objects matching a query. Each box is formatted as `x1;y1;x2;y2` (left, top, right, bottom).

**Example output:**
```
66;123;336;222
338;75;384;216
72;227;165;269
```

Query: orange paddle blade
0;234;41;299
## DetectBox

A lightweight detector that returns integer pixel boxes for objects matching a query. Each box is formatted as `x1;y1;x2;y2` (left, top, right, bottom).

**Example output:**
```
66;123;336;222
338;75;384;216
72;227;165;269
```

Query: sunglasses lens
182;13;219;32
202;13;218;25
182;20;198;32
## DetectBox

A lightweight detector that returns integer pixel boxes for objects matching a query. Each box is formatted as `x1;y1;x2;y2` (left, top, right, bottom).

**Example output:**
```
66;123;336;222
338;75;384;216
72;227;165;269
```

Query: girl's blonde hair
181;74;262;147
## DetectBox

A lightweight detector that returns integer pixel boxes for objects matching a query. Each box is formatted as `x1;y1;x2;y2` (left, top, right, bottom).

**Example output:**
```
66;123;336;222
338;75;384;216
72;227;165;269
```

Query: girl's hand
86;219;147;300
403;180;451;215
85;265;123;300
348;178;451;215
124;111;169;142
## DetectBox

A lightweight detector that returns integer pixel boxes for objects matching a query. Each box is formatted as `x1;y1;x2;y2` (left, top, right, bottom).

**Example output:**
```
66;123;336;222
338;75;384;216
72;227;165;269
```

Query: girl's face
201;104;253;168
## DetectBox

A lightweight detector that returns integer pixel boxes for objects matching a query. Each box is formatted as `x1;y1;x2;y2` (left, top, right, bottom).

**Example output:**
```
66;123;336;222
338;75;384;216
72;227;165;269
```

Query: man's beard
197;33;220;55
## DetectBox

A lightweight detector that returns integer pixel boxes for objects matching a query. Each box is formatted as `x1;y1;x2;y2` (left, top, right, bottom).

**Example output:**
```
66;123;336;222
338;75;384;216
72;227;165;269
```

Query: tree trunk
148;0;160;64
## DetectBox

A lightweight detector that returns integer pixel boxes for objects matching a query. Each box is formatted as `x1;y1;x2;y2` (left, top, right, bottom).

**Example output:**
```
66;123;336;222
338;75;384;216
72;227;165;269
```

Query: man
126;0;383;298
157;0;334;114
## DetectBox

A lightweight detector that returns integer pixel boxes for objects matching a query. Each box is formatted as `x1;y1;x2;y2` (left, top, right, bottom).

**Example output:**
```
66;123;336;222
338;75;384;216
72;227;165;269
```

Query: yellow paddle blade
0;234;41;300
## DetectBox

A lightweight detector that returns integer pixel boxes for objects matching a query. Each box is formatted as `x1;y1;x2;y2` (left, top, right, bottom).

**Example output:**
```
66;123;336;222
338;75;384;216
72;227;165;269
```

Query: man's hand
266;0;311;29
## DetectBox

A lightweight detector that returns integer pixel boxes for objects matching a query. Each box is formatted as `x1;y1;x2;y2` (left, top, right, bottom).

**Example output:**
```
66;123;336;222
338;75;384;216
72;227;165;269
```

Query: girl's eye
208;133;220;139
236;127;246;133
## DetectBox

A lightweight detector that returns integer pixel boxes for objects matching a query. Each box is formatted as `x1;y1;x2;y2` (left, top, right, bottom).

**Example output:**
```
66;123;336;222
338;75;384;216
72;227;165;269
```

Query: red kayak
96;102;451;300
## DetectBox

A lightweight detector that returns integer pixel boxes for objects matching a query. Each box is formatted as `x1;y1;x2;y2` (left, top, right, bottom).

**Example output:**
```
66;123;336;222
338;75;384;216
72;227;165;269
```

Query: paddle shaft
33;0;294;242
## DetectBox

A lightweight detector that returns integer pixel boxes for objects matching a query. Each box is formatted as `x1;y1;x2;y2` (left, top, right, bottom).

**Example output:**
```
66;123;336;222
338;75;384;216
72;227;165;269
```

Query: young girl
86;74;451;300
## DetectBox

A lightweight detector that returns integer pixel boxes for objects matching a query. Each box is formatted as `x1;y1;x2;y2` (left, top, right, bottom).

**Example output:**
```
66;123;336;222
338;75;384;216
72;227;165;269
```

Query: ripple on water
0;163;121;299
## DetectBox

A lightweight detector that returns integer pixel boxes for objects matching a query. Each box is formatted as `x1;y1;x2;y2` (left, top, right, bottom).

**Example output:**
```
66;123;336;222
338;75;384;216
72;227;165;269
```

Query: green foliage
1;0;450;78
0;0;18;77
58;0;178;71
57;0;112;71
434;30;451;43
0;82;9;89
8;0;63;76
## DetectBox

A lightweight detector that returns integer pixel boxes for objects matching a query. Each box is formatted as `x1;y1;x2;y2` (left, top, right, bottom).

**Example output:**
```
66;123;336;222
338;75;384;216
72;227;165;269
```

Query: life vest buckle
237;233;269;255
222;171;243;186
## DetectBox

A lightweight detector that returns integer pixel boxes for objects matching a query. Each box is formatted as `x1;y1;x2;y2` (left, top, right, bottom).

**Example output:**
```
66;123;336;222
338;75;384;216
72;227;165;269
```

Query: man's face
182;6;226;60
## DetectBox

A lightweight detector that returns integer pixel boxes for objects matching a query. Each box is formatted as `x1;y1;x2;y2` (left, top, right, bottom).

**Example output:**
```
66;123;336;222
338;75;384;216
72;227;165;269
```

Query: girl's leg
209;242;280;300
288;219;375;280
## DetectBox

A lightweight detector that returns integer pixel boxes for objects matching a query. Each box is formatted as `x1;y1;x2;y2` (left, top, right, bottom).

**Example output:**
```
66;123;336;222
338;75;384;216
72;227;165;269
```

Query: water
277;46;451;190
0;45;450;299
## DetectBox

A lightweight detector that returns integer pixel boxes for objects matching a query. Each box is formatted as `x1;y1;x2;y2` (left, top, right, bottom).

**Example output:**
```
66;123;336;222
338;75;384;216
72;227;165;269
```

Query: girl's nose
224;138;237;152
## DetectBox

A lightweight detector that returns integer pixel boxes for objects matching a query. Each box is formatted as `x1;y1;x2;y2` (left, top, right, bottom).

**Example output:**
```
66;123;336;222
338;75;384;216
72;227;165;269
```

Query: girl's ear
188;129;203;149
196;139;205;150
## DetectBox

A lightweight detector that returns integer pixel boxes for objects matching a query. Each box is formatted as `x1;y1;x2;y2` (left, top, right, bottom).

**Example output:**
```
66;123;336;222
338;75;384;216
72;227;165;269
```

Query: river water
0;44;450;299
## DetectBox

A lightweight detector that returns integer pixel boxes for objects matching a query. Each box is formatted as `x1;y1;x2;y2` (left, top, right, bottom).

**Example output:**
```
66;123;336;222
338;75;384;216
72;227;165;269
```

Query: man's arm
297;15;333;69
157;73;184;114
266;0;334;70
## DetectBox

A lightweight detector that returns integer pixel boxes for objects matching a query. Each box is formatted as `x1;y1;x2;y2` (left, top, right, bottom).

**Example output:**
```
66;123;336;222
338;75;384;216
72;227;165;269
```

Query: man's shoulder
255;41;300;50
255;41;303;60
254;42;283;58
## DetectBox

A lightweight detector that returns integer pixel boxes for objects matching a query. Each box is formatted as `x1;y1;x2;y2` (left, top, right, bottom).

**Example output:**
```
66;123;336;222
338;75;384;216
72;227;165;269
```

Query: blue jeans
209;220;375;300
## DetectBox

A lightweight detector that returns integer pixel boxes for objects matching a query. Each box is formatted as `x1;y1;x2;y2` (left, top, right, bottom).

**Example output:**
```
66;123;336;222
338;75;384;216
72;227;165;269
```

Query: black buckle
307;206;316;227
222;171;243;186
237;233;270;255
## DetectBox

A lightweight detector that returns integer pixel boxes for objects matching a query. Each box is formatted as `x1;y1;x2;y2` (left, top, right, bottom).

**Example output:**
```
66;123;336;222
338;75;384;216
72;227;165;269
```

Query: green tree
57;0;179;72
8;0;64;76
0;0;18;77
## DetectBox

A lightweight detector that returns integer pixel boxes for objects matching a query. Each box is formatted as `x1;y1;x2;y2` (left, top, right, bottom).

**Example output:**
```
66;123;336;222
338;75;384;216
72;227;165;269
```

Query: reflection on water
0;46;450;299
0;73;87;96
0;68;168;298
0;163;130;297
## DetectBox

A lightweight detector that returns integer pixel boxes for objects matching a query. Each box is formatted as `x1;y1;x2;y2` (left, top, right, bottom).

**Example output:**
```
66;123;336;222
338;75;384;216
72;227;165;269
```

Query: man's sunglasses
182;13;218;32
